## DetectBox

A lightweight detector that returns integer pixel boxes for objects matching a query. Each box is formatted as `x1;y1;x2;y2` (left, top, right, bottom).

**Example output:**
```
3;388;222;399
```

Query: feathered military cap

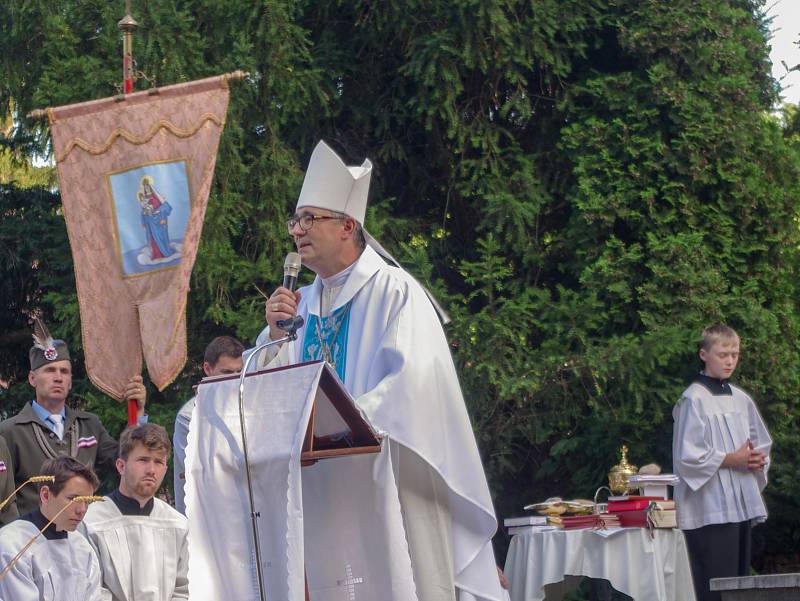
29;318;70;371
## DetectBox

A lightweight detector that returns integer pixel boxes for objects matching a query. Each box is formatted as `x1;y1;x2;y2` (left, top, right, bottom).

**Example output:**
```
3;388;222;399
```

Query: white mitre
296;140;372;223
296;140;449;323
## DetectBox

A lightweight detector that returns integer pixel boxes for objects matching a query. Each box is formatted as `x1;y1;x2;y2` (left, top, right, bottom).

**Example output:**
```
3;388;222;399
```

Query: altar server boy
0;456;104;601
673;324;772;601
80;423;188;601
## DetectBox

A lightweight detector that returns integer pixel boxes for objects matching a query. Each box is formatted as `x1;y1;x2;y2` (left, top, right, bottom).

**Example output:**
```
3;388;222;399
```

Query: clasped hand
724;439;766;471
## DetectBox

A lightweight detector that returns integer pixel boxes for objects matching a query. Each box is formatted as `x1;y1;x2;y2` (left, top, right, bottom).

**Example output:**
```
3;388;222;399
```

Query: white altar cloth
503;527;696;601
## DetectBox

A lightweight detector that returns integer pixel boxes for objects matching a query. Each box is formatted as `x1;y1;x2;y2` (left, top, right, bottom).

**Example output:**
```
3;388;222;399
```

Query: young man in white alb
80;423;188;601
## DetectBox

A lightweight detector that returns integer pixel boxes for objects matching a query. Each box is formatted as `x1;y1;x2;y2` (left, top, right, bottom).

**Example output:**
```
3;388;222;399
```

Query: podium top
199;360;382;462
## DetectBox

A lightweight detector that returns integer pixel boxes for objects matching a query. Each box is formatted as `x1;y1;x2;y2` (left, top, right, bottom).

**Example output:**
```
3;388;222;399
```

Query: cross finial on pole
117;1;138;94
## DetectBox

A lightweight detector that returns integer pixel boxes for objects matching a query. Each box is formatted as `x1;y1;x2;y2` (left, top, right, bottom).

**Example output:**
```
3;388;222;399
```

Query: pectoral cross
336;563;365;601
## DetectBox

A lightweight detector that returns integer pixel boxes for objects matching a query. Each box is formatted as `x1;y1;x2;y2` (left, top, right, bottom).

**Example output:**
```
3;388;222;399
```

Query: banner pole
118;0;138;95
120;1;138;428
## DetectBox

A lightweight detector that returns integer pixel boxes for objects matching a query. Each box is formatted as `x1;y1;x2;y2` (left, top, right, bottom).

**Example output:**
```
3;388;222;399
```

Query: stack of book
607;495;677;528
560;514;600;530
648;500;677;528
598;513;621;529
560;513;621;530
504;515;551;535
607;495;661;511
627;473;679;499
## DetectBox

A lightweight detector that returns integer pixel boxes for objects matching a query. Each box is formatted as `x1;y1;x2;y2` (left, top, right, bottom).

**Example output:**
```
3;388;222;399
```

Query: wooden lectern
299;361;381;466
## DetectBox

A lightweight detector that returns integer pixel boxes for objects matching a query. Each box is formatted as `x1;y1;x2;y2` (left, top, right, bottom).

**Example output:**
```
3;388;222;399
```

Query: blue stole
301;301;353;382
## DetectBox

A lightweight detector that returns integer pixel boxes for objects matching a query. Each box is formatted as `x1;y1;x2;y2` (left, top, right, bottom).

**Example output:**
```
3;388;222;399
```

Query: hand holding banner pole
123;375;146;427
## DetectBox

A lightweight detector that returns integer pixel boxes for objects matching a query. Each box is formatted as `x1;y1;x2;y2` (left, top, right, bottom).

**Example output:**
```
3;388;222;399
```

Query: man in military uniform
0;438;19;526
0;327;146;516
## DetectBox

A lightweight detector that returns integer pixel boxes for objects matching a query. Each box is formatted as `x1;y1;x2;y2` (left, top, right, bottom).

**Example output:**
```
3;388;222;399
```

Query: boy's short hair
118;423;171;460
701;324;740;351
203;335;245;366
39;456;100;495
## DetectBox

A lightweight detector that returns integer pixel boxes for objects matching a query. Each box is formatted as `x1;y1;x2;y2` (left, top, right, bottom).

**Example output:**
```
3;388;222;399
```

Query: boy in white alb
672;324;772;601
80;424;188;601
0;456;104;601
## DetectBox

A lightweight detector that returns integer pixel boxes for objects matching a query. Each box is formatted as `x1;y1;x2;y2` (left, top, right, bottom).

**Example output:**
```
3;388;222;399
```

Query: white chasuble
184;362;417;601
254;245;504;601
79;498;189;601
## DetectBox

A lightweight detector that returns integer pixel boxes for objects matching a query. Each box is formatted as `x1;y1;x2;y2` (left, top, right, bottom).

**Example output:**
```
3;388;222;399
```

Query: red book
614;509;649;528
561;515;602;530
607;496;661;512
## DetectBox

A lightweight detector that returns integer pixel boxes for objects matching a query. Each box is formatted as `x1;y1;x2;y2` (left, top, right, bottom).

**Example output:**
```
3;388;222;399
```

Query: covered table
504;527;696;601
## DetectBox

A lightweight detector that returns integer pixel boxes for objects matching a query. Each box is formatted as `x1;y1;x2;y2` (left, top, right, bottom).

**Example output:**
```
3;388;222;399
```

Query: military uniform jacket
0;402;118;516
0;437;18;527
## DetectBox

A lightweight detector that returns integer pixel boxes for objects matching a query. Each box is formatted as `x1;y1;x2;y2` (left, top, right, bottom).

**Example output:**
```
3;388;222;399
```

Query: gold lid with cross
608;444;638;494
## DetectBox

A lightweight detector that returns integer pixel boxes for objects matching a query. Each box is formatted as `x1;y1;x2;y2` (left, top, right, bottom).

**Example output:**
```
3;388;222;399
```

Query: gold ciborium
608;445;638;495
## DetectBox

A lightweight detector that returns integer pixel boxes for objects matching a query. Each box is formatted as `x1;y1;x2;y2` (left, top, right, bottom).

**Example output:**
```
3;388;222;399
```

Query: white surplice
185;362;418;601
253;245;503;601
672;380;772;530
173;395;196;514
0;517;105;601
79;497;189;601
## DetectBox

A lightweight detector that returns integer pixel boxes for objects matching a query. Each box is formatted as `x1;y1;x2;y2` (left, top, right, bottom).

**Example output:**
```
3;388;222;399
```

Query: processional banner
44;74;234;398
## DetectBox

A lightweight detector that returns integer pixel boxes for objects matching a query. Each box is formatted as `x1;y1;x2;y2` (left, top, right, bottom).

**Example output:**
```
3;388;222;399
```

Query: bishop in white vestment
254;140;504;601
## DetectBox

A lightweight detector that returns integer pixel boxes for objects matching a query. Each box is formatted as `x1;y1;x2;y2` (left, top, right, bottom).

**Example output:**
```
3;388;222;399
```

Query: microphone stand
237;316;304;601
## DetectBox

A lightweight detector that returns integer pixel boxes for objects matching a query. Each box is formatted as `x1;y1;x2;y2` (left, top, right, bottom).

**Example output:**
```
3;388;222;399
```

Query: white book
627;474;679;484
504;515;549;527
507;525;558;535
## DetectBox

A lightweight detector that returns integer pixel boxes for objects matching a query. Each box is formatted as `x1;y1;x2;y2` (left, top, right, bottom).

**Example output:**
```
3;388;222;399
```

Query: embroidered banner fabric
47;75;232;398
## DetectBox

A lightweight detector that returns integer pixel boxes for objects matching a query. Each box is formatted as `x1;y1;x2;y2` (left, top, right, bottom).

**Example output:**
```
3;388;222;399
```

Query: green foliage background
2;0;799;570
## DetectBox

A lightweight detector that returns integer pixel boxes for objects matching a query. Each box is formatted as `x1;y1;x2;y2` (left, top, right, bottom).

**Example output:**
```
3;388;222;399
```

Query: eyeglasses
286;214;344;233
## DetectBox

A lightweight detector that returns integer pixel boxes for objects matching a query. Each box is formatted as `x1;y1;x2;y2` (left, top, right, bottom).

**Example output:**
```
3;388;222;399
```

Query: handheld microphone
282;252;301;291
277;252;304;333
